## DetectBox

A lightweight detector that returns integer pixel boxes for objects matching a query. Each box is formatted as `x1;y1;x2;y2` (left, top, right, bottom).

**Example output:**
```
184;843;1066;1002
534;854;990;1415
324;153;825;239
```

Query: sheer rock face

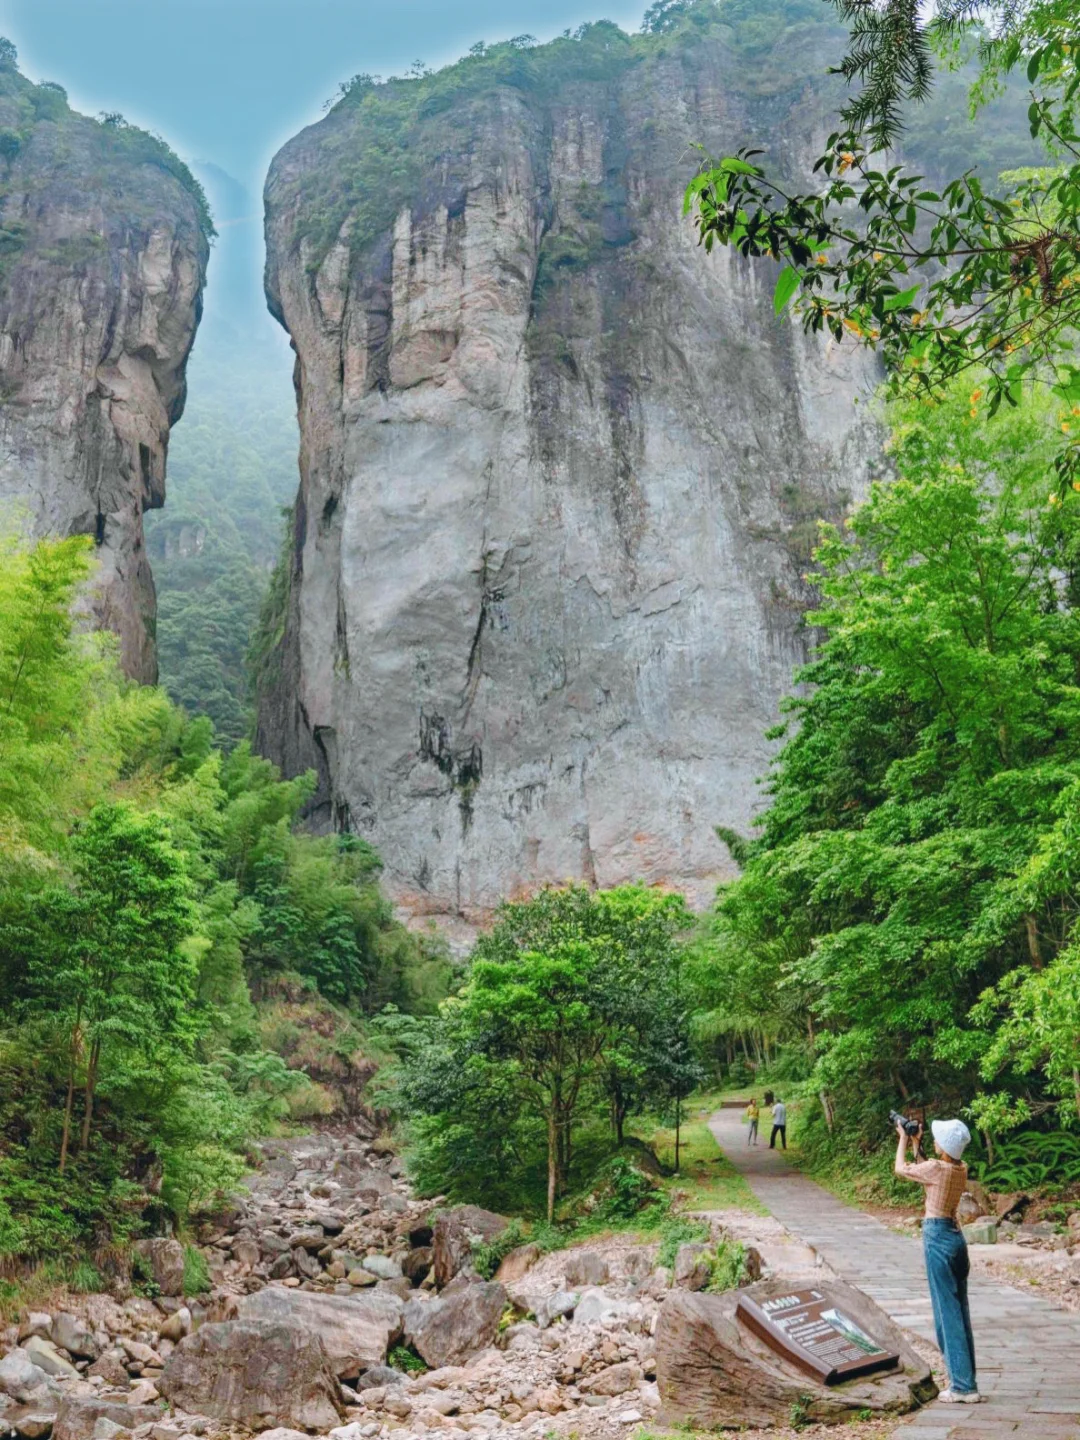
261;32;881;931
0;72;208;682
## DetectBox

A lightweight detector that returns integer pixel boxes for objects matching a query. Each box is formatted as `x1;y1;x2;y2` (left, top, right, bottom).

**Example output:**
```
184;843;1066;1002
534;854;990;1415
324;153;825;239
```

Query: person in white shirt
769;1098;787;1150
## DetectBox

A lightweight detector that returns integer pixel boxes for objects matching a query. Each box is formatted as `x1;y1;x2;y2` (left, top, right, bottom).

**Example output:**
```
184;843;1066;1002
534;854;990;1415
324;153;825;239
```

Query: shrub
705;1238;747;1293
388;1343;427;1374
471;1219;525;1280
656;1215;709;1269
182;1243;211;1296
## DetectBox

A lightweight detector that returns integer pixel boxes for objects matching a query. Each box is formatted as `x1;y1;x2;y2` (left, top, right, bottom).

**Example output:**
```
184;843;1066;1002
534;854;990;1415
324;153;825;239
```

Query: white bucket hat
931;1118;971;1160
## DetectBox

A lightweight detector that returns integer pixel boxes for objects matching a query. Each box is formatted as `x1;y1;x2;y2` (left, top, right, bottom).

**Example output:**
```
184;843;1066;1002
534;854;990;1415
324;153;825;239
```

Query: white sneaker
939;1390;983;1404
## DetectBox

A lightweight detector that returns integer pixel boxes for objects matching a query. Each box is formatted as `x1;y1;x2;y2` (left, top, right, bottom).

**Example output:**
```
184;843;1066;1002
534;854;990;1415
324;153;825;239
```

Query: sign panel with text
735;1289;900;1385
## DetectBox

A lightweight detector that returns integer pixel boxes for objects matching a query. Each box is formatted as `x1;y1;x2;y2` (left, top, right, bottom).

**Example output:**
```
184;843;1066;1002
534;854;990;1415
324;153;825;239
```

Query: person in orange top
895;1116;982;1405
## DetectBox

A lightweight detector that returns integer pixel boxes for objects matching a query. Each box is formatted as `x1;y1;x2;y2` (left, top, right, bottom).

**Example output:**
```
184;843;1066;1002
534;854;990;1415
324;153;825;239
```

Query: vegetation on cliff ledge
0;38;214;256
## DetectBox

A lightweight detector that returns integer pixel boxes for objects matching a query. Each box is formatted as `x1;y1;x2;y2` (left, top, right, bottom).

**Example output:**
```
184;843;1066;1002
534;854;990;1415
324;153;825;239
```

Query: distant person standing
770;1097;787;1150
744;1097;760;1146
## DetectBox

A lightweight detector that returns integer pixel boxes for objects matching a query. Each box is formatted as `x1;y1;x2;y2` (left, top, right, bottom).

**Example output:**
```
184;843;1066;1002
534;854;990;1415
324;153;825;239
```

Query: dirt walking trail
708;1107;1080;1439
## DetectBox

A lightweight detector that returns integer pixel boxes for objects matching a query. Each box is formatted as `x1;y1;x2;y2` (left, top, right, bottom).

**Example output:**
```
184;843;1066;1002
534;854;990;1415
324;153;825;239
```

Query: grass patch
638;1095;767;1215
0;1259;87;1325
182;1243;211;1296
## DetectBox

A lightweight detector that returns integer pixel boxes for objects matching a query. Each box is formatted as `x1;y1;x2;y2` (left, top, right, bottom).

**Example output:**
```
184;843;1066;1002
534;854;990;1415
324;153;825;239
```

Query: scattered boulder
356;1365;405;1390
289;1227;326;1253
432;1206;507;1289
238;1285;403;1378
563;1251;610;1288
49;1314;98;1362
159;1320;342;1431
956;1192;983;1224
232;1238;261;1270
7;1401;59;1439
674;1244;712;1292
53;1397;161;1440
656;1279;935;1430
1068;1211;1080;1237
21;1338;78;1381
361;1255;401;1281
0;1349;49;1402
963;1220;998;1246
403;1282;507;1368
133;1239;186;1298
402;1247;433;1286
574;1289;640;1327
157;1307;191;1344
494;1244;540;1285
580;1362;642;1397
86;1354;128;1387
993;1192;1030;1222
534;1291;577;1330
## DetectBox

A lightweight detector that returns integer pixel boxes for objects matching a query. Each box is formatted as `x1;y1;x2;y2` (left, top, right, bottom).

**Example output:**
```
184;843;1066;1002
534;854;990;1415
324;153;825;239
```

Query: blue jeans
923;1218;976;1394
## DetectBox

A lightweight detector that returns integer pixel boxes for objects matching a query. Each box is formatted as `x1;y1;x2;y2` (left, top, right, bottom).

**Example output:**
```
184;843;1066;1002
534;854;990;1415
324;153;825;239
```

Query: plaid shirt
896;1157;969;1220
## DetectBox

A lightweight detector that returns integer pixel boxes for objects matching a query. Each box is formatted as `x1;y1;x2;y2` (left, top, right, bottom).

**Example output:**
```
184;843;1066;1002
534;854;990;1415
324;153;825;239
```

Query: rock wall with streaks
259;16;881;933
0;60;208;681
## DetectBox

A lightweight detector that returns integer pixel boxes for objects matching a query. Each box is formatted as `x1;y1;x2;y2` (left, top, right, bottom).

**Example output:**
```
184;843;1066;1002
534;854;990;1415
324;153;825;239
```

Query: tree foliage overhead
685;0;1080;487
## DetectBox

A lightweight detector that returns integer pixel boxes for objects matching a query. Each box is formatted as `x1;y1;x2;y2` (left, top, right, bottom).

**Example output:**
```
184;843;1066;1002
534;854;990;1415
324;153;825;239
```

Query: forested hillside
0;532;449;1264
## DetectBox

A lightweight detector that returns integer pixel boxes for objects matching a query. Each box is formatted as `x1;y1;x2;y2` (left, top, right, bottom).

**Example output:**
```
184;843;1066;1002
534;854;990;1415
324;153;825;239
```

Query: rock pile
4;1125;1009;1440
0;1131;686;1440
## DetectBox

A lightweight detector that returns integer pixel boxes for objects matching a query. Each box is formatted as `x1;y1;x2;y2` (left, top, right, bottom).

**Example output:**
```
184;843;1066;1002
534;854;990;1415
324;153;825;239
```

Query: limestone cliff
259;10;881;929
0;54;209;682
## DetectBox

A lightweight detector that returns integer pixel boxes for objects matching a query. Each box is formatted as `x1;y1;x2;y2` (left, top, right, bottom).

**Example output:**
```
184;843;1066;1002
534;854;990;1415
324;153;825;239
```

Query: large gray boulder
432;1207;507;1289
238;1286;403;1379
53;1397;162;1440
20;1338;77;1380
656;1279;935;1430
158;1320;343;1431
50;1313;99;1361
134;1238;186;1297
0;1349;50;1403
403;1282;506;1368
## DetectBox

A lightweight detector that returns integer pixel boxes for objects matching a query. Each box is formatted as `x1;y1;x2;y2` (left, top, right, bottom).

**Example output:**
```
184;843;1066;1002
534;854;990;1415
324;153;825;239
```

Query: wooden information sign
735;1289;901;1385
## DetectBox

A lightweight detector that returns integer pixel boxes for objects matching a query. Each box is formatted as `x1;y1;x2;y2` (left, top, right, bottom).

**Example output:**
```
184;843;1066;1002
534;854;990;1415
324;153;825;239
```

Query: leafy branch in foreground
685;2;1080;487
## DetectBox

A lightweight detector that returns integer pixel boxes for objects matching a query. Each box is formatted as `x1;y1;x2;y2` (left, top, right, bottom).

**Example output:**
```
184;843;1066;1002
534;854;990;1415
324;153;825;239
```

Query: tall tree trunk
1073;1069;1080;1125
79;1039;100;1154
1025;914;1043;969
546;1108;558;1224
59;1006;82;1173
674;1091;682;1175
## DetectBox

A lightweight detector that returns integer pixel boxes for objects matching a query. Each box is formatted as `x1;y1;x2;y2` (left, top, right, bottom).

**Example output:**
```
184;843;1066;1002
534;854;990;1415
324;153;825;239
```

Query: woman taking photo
895;1116;982;1405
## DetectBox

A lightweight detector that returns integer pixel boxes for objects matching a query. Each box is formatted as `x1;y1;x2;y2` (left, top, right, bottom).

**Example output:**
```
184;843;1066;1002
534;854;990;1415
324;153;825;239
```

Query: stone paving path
708;1107;1080;1439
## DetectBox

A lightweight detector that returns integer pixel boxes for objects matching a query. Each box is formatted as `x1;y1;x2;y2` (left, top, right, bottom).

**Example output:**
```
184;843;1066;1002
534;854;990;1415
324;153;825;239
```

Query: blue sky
0;0;646;192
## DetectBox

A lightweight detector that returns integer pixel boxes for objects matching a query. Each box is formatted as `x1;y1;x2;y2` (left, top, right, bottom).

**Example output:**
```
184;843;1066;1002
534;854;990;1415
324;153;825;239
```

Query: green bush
969;1132;1080;1193
656;1216;709;1269
388;1343;427;1374
182;1244;211;1296
705;1238;747;1293
471;1219;526;1280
